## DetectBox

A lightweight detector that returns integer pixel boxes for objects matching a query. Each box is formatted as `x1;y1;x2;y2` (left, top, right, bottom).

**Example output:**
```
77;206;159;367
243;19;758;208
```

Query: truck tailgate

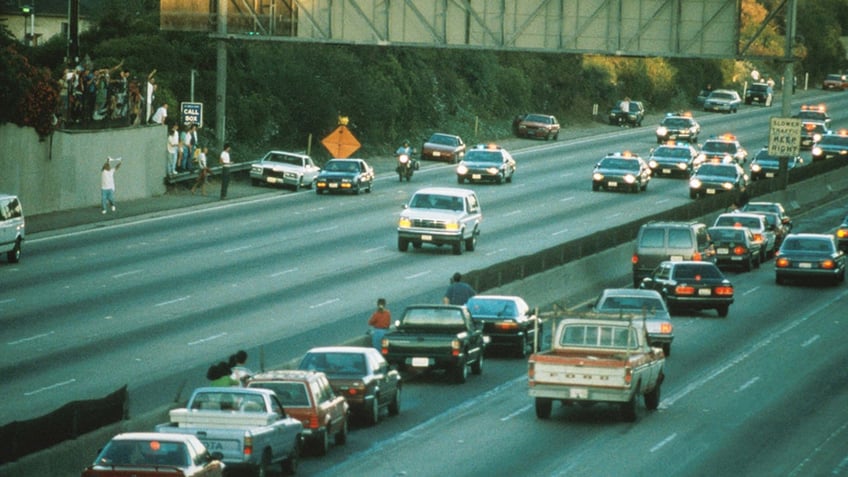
530;352;629;388
157;426;244;463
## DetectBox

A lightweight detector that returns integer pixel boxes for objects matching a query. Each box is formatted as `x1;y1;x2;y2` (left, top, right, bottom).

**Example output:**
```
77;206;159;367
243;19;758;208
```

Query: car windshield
409;193;464;211
748;84;769;92
797;111;827;121
661;118;692;128
671;264;723;280
781;238;834;252
715;216;762;230
703;141;737;154
466;298;518;319
826;74;844;81
743;203;778;214
524;114;553;123
428;134;459;146
654;146;691;158
696;165;736;178
753;151;779;164
466;150;503;164
98;440;188;467
300;352;367;375
600;158;640;171
803;123;827;134
709;92;735;100
250;382;311;407
323;160;359;173
598;296;665;313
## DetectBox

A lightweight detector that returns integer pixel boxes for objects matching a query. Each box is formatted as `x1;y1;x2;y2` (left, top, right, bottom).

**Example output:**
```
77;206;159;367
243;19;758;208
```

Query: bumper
398;229;464;246
665;296;733;309
650;163;690;177
458;171;502;183
776;268;842;280
528;383;632;404
518;128;555;138
250;171;300;187
385;353;465;371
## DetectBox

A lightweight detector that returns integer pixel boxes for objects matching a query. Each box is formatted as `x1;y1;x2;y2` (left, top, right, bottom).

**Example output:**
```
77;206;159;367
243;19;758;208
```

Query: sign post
768;117;801;190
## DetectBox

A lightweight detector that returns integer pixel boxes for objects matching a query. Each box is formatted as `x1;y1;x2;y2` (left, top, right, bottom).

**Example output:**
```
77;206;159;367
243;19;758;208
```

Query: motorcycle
396;150;418;182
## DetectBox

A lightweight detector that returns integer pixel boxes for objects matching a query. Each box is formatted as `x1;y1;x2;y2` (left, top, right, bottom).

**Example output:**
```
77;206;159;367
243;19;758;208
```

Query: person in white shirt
100;158;121;214
166;124;179;176
219;143;232;199
150;102;167;125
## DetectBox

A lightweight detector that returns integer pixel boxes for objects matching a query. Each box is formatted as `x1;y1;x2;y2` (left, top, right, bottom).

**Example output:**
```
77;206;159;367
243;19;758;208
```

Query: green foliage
797;0;848;80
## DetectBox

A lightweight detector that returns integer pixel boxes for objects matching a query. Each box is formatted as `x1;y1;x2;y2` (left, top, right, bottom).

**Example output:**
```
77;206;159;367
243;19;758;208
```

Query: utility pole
216;1;228;149
68;0;80;65
778;0;798;190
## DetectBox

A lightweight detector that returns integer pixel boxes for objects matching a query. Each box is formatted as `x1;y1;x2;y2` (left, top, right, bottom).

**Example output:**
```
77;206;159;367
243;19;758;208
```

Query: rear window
401;307;466;327
560;324;638;349
668;229;694;248
672;264;722;280
249;382;311;407
639;228;665;248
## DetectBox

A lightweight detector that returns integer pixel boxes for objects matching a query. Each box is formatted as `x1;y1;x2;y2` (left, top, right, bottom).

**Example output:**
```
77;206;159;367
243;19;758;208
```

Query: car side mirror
640;277;653;288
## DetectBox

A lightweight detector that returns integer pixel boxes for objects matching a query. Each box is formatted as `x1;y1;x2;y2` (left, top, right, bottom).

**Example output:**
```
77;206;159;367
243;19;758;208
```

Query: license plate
766;172;775;177
421;234;433;241
706;188;716;194
411;357;429;367
329;183;338;188
717;247;729;254
662;168;672;174
569;388;588;399
267;177;278;184
799;262;812;268
472;174;482;180
670;255;684;261
698;289;712;296
607;181;618;187
432;151;441;157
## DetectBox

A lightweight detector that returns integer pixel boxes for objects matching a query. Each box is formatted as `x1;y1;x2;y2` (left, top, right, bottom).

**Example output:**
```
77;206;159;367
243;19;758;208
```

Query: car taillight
660;322;673;334
631;254;639;265
692;251;702;261
451;338;461;357
308;415;320;429
624;367;632;384
776;257;790;268
495;321;519;330
244;434;253;456
752;233;764;242
675;285;695;295
837;228;848;239
733;246;747;256
822;259;836;269
714;285;734;296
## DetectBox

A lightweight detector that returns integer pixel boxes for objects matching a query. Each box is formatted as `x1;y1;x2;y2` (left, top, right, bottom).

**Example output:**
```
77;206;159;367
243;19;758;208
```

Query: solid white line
310;298;340;309
734;376;760;393
113;269;143;279
188;333;228;346
224;245;251;254
8;331;55;346
25;379;76;396
500;404;533;421
155;296;191;307
800;335;820;348
270;268;298;277
650;433;678;453
552;228;569;236
406;271;431;280
742;286;760;296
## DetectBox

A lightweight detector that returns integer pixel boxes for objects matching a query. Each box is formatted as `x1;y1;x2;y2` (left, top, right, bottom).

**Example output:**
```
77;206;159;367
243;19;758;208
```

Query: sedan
655;113;700;144
421;133;466;163
800;121;829;150
647;142;699;178
82;433;224;477
708;226;761;272
589;288;674;356
465;295;541;357
640;260;734;317
591;152;652;193
775;234;846;285
689;163;748;199
314;158;374;194
811;130;848;161
456;143;516;184
703;89;742;113
749;147;804;181
742;201;792;233
514;113;560;140
713;212;777;260
297;346;401;425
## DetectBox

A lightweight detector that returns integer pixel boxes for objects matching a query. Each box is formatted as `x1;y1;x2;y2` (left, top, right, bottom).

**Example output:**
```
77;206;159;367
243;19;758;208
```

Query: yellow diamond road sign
322;125;361;159
768;117;802;157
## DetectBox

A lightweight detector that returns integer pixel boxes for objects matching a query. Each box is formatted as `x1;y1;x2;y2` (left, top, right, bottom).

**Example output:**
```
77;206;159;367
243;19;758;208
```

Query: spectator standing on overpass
367;298;392;350
167;123;179;176
150;102;167;125
219;143;232;199
443;272;476;305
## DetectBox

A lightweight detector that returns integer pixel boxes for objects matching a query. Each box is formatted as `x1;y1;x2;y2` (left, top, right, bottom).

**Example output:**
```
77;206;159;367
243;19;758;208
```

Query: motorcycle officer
395;140;417;181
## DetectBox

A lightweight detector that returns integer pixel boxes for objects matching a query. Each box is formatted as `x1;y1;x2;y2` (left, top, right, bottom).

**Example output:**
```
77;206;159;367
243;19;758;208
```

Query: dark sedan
421;133;466;163
749;147;804;181
689;163;748;199
297;346;401;425
811;130;848;161
837;215;848;253
589;288;674;356
800;121;829;150
314;158;374;195
708;226;761;272
647;143;699;178
655;113;700;144
775;234;847;286
456;143;516;184
591;152;652;193
608;100;645;127
465;295;541;357
640;260;734;317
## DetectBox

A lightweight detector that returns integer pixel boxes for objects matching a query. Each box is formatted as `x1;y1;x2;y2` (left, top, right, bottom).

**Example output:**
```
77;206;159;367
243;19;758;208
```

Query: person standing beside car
443;272;477;306
368;298;392;350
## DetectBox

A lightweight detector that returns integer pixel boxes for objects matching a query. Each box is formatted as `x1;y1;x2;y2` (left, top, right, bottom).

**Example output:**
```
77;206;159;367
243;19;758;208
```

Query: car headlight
487;167;499;175
813;134;822;142
398;217;411;228
722;182;734;190
690;178;702;188
751;163;762;172
456;164;468;175
656;127;668;136
444;221;461;231
676;162;688;170
624;174;636;184
648;160;658;168
592;172;604;181
812;146;822;155
251;166;262;173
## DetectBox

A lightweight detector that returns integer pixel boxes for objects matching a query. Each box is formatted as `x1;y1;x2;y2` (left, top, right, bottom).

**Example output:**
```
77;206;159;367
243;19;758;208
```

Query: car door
316;375;345;431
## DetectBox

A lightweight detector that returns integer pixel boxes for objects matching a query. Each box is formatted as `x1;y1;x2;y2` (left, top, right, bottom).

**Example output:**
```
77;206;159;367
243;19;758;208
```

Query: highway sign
768;117;801;156
181;102;203;127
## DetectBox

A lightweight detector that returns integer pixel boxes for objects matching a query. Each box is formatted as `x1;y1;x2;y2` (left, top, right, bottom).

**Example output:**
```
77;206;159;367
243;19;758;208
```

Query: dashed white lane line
310;298;340;309
650;433;678;453
155;296;191;307
188;332;228;346
8;331;55;346
25;379;76;396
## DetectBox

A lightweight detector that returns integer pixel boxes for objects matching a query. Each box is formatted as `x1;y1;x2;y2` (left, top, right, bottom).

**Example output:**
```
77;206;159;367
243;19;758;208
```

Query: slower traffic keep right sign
768;117;801;156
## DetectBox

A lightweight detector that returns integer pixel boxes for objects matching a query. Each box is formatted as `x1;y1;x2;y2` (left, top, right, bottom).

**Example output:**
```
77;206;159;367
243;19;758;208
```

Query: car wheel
252;179;262;186
776;274;785;285
388;387;401;416
258;449;273;477
662;343;671;357
465;234;477;252
496;174;503;184
365;398;380;426
716;305;729;318
743;255;752;272
281;438;300;476
517;335;529;358
334;415;349;445
620;395;638;422
535;398;552;419
315;429;329;456
8;240;21;263
592;183;600;192
366;181;372;193
452;241;462;255
690;190;698;199
471;353;483;375
452;359;468;384
553;132;559;140
412;241;422;249
644;380;661;410
397;237;409;252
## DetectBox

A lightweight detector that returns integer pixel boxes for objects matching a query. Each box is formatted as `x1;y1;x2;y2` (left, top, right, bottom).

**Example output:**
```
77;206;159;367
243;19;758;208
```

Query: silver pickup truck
156;387;303;476
397;187;482;255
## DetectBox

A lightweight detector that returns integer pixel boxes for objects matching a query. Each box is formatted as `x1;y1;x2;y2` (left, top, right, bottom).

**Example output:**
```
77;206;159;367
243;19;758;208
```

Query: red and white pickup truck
528;316;665;422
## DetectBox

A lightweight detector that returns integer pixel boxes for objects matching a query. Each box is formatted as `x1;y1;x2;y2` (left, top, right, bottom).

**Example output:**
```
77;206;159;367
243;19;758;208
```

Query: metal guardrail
163;162;254;185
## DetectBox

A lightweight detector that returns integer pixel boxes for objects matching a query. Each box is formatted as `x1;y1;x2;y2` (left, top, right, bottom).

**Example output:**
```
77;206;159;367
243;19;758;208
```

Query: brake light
733;246;747;256
624;367;632;384
308;415;320;429
244;434;253;456
693;251;702;261
752;233;764;242
631;254;639;264
675;285;695;295
495;321;519;330
451;338;461;357
776;257;790;268
714;285;734;296
660;322;673;334
822;259;836;269
347;383;365;396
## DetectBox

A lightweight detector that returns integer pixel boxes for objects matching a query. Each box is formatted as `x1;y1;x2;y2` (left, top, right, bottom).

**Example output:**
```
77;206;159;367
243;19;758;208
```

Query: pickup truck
397;187;482;255
380;304;487;383
528;316;665;422
155;387;303;476
81;432;224;477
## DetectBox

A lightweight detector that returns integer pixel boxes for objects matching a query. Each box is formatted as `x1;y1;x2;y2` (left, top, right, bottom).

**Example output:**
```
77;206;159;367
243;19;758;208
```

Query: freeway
2;88;848;473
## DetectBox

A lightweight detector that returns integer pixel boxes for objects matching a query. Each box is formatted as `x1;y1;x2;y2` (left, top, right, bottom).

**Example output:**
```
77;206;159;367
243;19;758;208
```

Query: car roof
600;288;663;299
305;346;375;354
412;187;476;198
0;194;19;201
249;369;323;382
265;150;310;159
111;432;201;443
467;295;524;302
717;212;764;221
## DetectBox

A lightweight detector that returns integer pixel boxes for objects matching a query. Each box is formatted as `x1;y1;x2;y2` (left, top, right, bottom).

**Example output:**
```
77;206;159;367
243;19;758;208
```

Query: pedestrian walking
443;272;476;305
367;298;392;350
100;157;121;214
191;146;210;195
219;143;232;199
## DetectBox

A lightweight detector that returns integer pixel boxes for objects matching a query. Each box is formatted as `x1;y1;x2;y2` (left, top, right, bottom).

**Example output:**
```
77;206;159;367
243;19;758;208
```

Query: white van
0;194;25;263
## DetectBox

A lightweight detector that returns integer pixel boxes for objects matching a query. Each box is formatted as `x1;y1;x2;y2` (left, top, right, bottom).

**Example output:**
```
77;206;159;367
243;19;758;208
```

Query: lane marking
406;271;431;280
500;404;533;421
788;420;848;477
0;298;16;305
224;245;251;254
188;332;228;346
800;335;820;348
734;376;760;393
310;298;340;309
650;433;678;453
155;296;191;307
485;248;508;257
113;269;144;279
742;286;760;296
270;268;298;278
8;331;55;346
552;228;569;236
560;196;575;202
504;210;523;217
315;225;339;233
25;379;76;396
364;246;386;253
